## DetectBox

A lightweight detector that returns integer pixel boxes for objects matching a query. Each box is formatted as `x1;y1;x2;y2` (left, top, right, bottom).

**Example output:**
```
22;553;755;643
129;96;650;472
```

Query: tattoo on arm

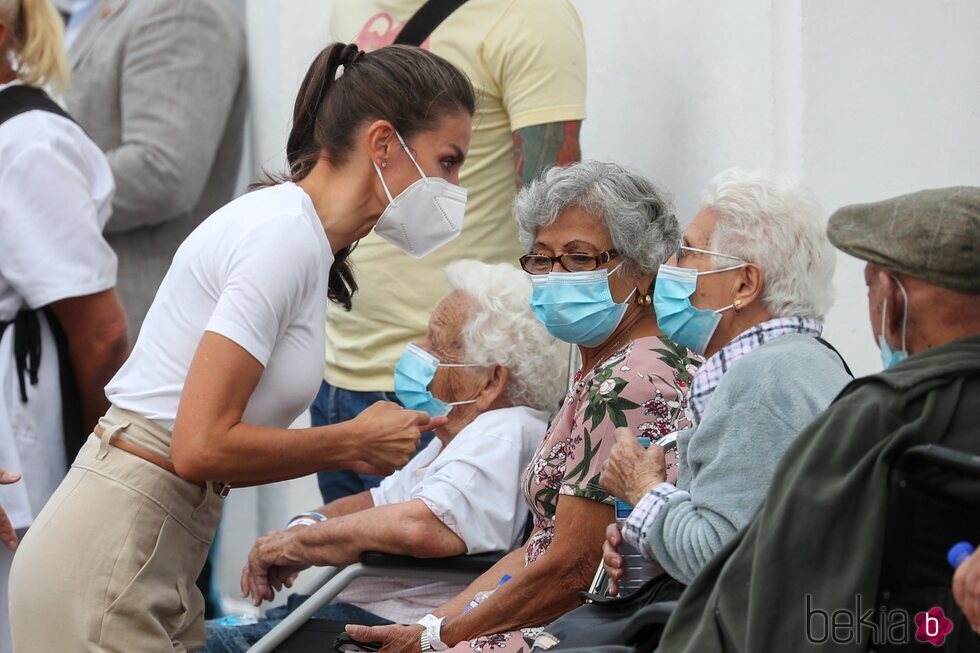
514;121;582;189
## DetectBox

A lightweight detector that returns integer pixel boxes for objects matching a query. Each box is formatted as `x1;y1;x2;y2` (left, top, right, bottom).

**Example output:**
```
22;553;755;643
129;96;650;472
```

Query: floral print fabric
442;337;699;653
522;336;698;564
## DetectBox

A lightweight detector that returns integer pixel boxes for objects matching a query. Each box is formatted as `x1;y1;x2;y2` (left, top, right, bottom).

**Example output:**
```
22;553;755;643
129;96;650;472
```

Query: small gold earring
733;298;743;313
381;159;388;168
636;293;652;307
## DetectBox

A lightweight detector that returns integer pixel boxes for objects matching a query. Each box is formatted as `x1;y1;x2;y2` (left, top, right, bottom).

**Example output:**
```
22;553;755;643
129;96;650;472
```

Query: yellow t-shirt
326;0;587;391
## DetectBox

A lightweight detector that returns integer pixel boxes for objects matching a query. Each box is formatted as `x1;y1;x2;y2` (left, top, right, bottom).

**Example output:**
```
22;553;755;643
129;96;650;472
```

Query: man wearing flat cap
608;186;980;652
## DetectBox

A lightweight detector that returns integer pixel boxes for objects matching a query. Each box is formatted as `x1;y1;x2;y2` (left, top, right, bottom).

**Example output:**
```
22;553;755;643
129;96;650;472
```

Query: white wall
216;0;980;611
800;0;980;371
570;0;980;372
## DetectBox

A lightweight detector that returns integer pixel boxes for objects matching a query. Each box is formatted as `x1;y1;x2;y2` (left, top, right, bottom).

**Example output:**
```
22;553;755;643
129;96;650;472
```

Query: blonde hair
0;0;68;93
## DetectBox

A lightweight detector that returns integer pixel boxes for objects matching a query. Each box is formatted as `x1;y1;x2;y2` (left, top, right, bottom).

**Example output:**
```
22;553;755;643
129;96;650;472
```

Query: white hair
514;160;679;276
444;260;567;414
702;168;837;320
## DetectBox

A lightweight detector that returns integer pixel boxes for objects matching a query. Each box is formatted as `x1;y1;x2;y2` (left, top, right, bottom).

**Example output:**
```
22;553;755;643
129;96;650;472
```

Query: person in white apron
10;42;477;652
0;2;130;652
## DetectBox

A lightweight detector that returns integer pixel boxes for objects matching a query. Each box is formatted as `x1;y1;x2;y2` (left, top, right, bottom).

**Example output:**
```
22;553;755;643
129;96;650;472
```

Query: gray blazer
66;0;247;337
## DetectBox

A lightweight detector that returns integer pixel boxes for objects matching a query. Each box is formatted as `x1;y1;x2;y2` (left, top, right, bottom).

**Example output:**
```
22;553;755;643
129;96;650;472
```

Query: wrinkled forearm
316;490;375;519
289;499;466;568
441;545;599;646
434;547;529;619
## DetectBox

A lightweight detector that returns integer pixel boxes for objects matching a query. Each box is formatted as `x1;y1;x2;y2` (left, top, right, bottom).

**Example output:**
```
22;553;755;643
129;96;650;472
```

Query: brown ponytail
0;0;69;93
263;42;476;311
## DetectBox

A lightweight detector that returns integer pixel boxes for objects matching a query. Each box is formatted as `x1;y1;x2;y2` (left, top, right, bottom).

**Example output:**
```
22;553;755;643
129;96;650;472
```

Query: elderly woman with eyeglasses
347;161;699;653
597;168;854;597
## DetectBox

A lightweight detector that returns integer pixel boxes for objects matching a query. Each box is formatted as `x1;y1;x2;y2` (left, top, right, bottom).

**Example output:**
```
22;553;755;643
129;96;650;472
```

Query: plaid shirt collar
686;317;824;425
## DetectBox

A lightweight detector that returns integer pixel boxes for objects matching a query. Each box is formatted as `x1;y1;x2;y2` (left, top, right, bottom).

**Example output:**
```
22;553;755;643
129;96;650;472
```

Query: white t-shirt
106;182;333;431
340;405;550;623
0;80;117;529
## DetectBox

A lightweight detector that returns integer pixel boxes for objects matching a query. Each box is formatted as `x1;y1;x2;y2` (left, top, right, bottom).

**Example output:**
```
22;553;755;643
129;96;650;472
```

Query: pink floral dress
447;336;699;653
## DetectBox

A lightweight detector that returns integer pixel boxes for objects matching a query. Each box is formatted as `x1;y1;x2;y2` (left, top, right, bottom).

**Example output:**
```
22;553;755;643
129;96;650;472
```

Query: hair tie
335;47;366;80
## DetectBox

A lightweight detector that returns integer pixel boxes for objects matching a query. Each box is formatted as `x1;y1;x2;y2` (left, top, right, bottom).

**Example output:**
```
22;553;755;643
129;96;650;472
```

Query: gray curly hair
514;160;679;276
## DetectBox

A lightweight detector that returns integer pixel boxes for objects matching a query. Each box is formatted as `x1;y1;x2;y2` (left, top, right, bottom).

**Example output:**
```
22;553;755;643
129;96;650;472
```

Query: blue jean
204;598;391;653
311;381;434;504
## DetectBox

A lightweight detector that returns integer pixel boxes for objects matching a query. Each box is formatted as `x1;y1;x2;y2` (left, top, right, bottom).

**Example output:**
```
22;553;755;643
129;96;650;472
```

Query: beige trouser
8;406;224;652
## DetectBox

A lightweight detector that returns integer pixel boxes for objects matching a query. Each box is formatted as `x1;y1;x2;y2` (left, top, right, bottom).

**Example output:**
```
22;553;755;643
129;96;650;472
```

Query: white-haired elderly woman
220;260;567;651
350;160;699;653
599;168;854;595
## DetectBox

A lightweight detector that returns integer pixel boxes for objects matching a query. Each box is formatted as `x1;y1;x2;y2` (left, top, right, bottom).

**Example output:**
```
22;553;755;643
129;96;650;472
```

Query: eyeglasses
519;249;620;275
675;245;748;265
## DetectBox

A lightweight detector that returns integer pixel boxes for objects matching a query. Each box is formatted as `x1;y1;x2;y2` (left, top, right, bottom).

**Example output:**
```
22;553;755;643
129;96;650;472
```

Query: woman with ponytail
0;2;129;652
10;42;476;651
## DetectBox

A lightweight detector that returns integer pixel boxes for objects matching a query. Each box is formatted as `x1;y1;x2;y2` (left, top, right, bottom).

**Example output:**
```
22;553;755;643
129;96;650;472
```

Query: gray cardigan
645;334;852;584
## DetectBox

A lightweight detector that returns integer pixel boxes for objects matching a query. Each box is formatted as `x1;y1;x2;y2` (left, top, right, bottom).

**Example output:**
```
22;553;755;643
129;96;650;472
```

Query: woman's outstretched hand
351;402;447;474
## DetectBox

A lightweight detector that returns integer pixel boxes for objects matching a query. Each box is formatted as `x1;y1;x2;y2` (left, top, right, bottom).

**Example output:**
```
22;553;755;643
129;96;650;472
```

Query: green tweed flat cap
827;186;980;293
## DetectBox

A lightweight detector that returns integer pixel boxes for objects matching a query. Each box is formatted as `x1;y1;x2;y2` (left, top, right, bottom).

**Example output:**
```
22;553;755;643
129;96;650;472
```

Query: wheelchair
246;548;507;652
553;444;980;653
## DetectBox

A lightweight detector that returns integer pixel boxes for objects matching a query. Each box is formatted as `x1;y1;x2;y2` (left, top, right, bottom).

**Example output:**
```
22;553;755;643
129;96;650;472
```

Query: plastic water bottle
213;613;259;627
614;436;661;596
463;574;511;613
948;541;975;569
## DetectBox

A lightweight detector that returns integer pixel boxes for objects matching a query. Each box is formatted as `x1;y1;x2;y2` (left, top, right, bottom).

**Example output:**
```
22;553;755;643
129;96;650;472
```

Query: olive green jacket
657;334;980;652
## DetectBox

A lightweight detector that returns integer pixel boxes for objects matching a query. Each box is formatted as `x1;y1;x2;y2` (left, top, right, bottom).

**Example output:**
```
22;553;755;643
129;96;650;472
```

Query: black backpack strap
0;85;74;126
816;336;854;378
44;308;87;465
0;309;86;471
394;0;470;46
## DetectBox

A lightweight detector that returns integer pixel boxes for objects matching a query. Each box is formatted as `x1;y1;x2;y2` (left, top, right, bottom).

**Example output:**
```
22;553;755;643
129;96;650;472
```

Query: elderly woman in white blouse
216;260;567;652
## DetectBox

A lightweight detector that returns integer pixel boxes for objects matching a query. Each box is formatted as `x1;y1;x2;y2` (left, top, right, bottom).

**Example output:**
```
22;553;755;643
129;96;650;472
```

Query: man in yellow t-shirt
315;0;586;501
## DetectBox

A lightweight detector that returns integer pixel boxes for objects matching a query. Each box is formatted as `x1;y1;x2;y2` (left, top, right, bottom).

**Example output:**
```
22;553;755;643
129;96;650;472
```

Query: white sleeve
371;439;441;506
412;430;529;554
204;216;319;367
0;140;117;308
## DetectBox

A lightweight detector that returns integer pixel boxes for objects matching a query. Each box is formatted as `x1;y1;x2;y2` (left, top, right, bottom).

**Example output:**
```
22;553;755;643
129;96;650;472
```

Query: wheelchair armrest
621;600;678;642
360;551;506;574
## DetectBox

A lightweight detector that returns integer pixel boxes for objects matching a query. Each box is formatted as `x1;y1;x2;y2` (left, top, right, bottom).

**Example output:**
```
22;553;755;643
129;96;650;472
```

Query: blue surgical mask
394;343;481;417
528;262;635;347
878;280;909;369
653;262;746;356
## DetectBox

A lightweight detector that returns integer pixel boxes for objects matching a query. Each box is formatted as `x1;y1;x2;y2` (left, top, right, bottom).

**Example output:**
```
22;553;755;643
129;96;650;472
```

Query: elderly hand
240;529;309;606
345;623;426;653
602;522;624;597
953;547;980;632
0;468;23;551
600;428;667;506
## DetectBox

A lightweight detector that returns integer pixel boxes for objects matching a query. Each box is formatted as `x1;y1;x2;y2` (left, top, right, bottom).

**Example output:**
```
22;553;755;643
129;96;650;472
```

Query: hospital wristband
287;511;326;529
